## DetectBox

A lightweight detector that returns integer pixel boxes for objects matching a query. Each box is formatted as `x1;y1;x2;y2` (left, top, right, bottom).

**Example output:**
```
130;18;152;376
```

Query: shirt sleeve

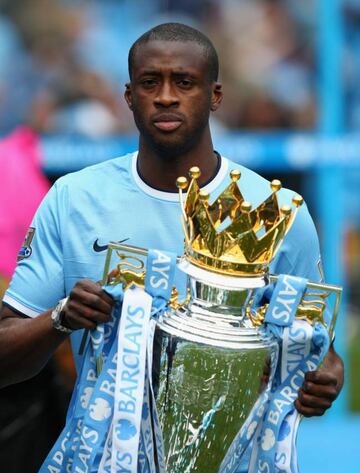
272;202;324;283
3;181;66;317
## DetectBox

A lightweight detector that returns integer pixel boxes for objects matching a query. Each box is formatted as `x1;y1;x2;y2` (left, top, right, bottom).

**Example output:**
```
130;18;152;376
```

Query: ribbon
248;276;329;473
38;286;122;473
273;322;312;473
110;284;152;472
39;248;176;473
221;275;330;473
247;322;329;473
39;266;330;473
265;275;307;328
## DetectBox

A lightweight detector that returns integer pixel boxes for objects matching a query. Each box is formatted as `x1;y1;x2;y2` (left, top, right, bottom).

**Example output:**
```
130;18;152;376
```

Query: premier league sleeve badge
17;227;35;261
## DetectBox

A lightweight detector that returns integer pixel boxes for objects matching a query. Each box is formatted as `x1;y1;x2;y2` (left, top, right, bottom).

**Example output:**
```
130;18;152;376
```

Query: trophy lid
176;167;303;278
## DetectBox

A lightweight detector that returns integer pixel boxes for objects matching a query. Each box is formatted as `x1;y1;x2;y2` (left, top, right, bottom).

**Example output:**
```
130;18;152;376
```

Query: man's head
128;23;219;83
125;23;222;158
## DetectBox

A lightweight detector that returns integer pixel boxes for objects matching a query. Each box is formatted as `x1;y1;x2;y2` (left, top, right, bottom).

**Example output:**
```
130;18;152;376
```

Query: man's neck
137;130;218;192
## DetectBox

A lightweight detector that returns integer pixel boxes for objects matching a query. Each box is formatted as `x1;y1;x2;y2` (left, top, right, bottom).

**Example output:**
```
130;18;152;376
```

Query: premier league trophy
103;167;341;473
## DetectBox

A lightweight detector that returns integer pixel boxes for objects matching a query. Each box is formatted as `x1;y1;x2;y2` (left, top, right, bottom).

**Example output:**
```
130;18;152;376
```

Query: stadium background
0;0;359;471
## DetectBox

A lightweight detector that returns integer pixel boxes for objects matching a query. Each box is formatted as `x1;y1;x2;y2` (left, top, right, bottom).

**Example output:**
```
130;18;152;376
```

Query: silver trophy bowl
154;259;278;472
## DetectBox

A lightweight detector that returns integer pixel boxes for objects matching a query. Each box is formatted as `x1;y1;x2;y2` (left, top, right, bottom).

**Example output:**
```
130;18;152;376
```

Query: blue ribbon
39;248;177;473
39;285;123;473
40;266;329;473
265;275;307;327
221;275;330;473
251;324;329;472
145;248;177;316
249;276;329;473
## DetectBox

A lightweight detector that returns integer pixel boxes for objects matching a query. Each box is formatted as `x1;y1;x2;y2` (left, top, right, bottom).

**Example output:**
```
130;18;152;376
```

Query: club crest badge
17;227;35;261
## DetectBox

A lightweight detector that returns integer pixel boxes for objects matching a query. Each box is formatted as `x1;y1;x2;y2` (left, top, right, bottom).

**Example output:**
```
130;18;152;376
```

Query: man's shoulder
55;152;135;192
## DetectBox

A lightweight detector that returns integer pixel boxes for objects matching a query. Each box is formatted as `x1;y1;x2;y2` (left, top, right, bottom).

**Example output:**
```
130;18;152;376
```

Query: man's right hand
61;279;114;331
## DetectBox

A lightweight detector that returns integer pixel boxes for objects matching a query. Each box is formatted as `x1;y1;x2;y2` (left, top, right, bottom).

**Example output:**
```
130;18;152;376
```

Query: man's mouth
153;121;182;131
153;114;183;132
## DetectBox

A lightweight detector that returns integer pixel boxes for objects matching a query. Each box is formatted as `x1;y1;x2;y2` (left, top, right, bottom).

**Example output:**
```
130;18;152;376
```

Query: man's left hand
295;344;344;417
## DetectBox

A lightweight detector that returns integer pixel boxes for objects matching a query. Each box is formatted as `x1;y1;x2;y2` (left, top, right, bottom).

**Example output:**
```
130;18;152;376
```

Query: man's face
125;40;222;157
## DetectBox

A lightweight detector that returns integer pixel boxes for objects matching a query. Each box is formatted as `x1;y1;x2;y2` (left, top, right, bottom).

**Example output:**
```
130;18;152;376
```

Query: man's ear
124;83;133;110
210;82;223;112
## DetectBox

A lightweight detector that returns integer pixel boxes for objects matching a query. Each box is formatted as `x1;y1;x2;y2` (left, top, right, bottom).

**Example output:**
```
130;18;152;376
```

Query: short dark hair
128;22;219;82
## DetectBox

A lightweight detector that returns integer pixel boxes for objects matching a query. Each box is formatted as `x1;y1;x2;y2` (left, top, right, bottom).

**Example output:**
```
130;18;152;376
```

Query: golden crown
176;167;304;277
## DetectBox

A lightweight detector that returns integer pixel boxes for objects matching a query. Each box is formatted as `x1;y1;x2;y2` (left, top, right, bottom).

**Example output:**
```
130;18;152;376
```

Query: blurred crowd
0;0;359;136
0;2;359;471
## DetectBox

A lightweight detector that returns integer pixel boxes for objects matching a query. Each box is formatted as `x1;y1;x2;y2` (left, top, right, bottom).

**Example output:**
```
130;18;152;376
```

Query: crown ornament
176;167;304;277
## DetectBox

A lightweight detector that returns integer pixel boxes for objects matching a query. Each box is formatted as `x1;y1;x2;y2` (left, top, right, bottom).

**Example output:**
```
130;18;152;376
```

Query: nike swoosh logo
93;238;129;252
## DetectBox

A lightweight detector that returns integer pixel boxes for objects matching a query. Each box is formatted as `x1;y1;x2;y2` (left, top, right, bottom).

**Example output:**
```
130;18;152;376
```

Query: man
0;20;342;441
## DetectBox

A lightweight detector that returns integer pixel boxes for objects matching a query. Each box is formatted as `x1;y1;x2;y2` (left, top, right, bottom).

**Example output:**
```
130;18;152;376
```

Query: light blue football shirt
3;152;324;370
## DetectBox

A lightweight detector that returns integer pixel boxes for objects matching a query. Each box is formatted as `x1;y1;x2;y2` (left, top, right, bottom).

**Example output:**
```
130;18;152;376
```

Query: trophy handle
101;243;342;340
102;242;190;309
269;275;342;340
101;242;151;285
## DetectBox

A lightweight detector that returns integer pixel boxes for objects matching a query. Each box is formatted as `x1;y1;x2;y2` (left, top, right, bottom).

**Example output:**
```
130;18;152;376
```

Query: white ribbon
111;285;153;473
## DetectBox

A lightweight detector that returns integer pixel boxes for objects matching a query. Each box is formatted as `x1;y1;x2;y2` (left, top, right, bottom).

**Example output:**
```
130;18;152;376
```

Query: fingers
71;287;113;314
295;369;340;417
295;388;333;417
302;379;338;400
61;279;114;331
294;398;328;417
65;299;109;330
73;280;114;307
304;370;337;386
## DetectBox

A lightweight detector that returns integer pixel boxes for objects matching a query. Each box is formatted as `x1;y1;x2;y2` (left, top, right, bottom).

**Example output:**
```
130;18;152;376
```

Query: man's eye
177;79;192;88
141;79;157;87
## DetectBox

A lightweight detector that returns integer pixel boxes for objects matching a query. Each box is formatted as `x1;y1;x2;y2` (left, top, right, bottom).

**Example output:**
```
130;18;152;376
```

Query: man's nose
154;82;179;107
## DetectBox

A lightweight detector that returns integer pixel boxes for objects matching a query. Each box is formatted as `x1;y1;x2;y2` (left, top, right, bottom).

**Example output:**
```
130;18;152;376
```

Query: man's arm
295;344;344;416
0;279;113;389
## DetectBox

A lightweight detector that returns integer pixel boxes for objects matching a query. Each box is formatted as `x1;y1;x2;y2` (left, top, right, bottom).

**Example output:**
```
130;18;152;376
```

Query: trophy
103;168;341;473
